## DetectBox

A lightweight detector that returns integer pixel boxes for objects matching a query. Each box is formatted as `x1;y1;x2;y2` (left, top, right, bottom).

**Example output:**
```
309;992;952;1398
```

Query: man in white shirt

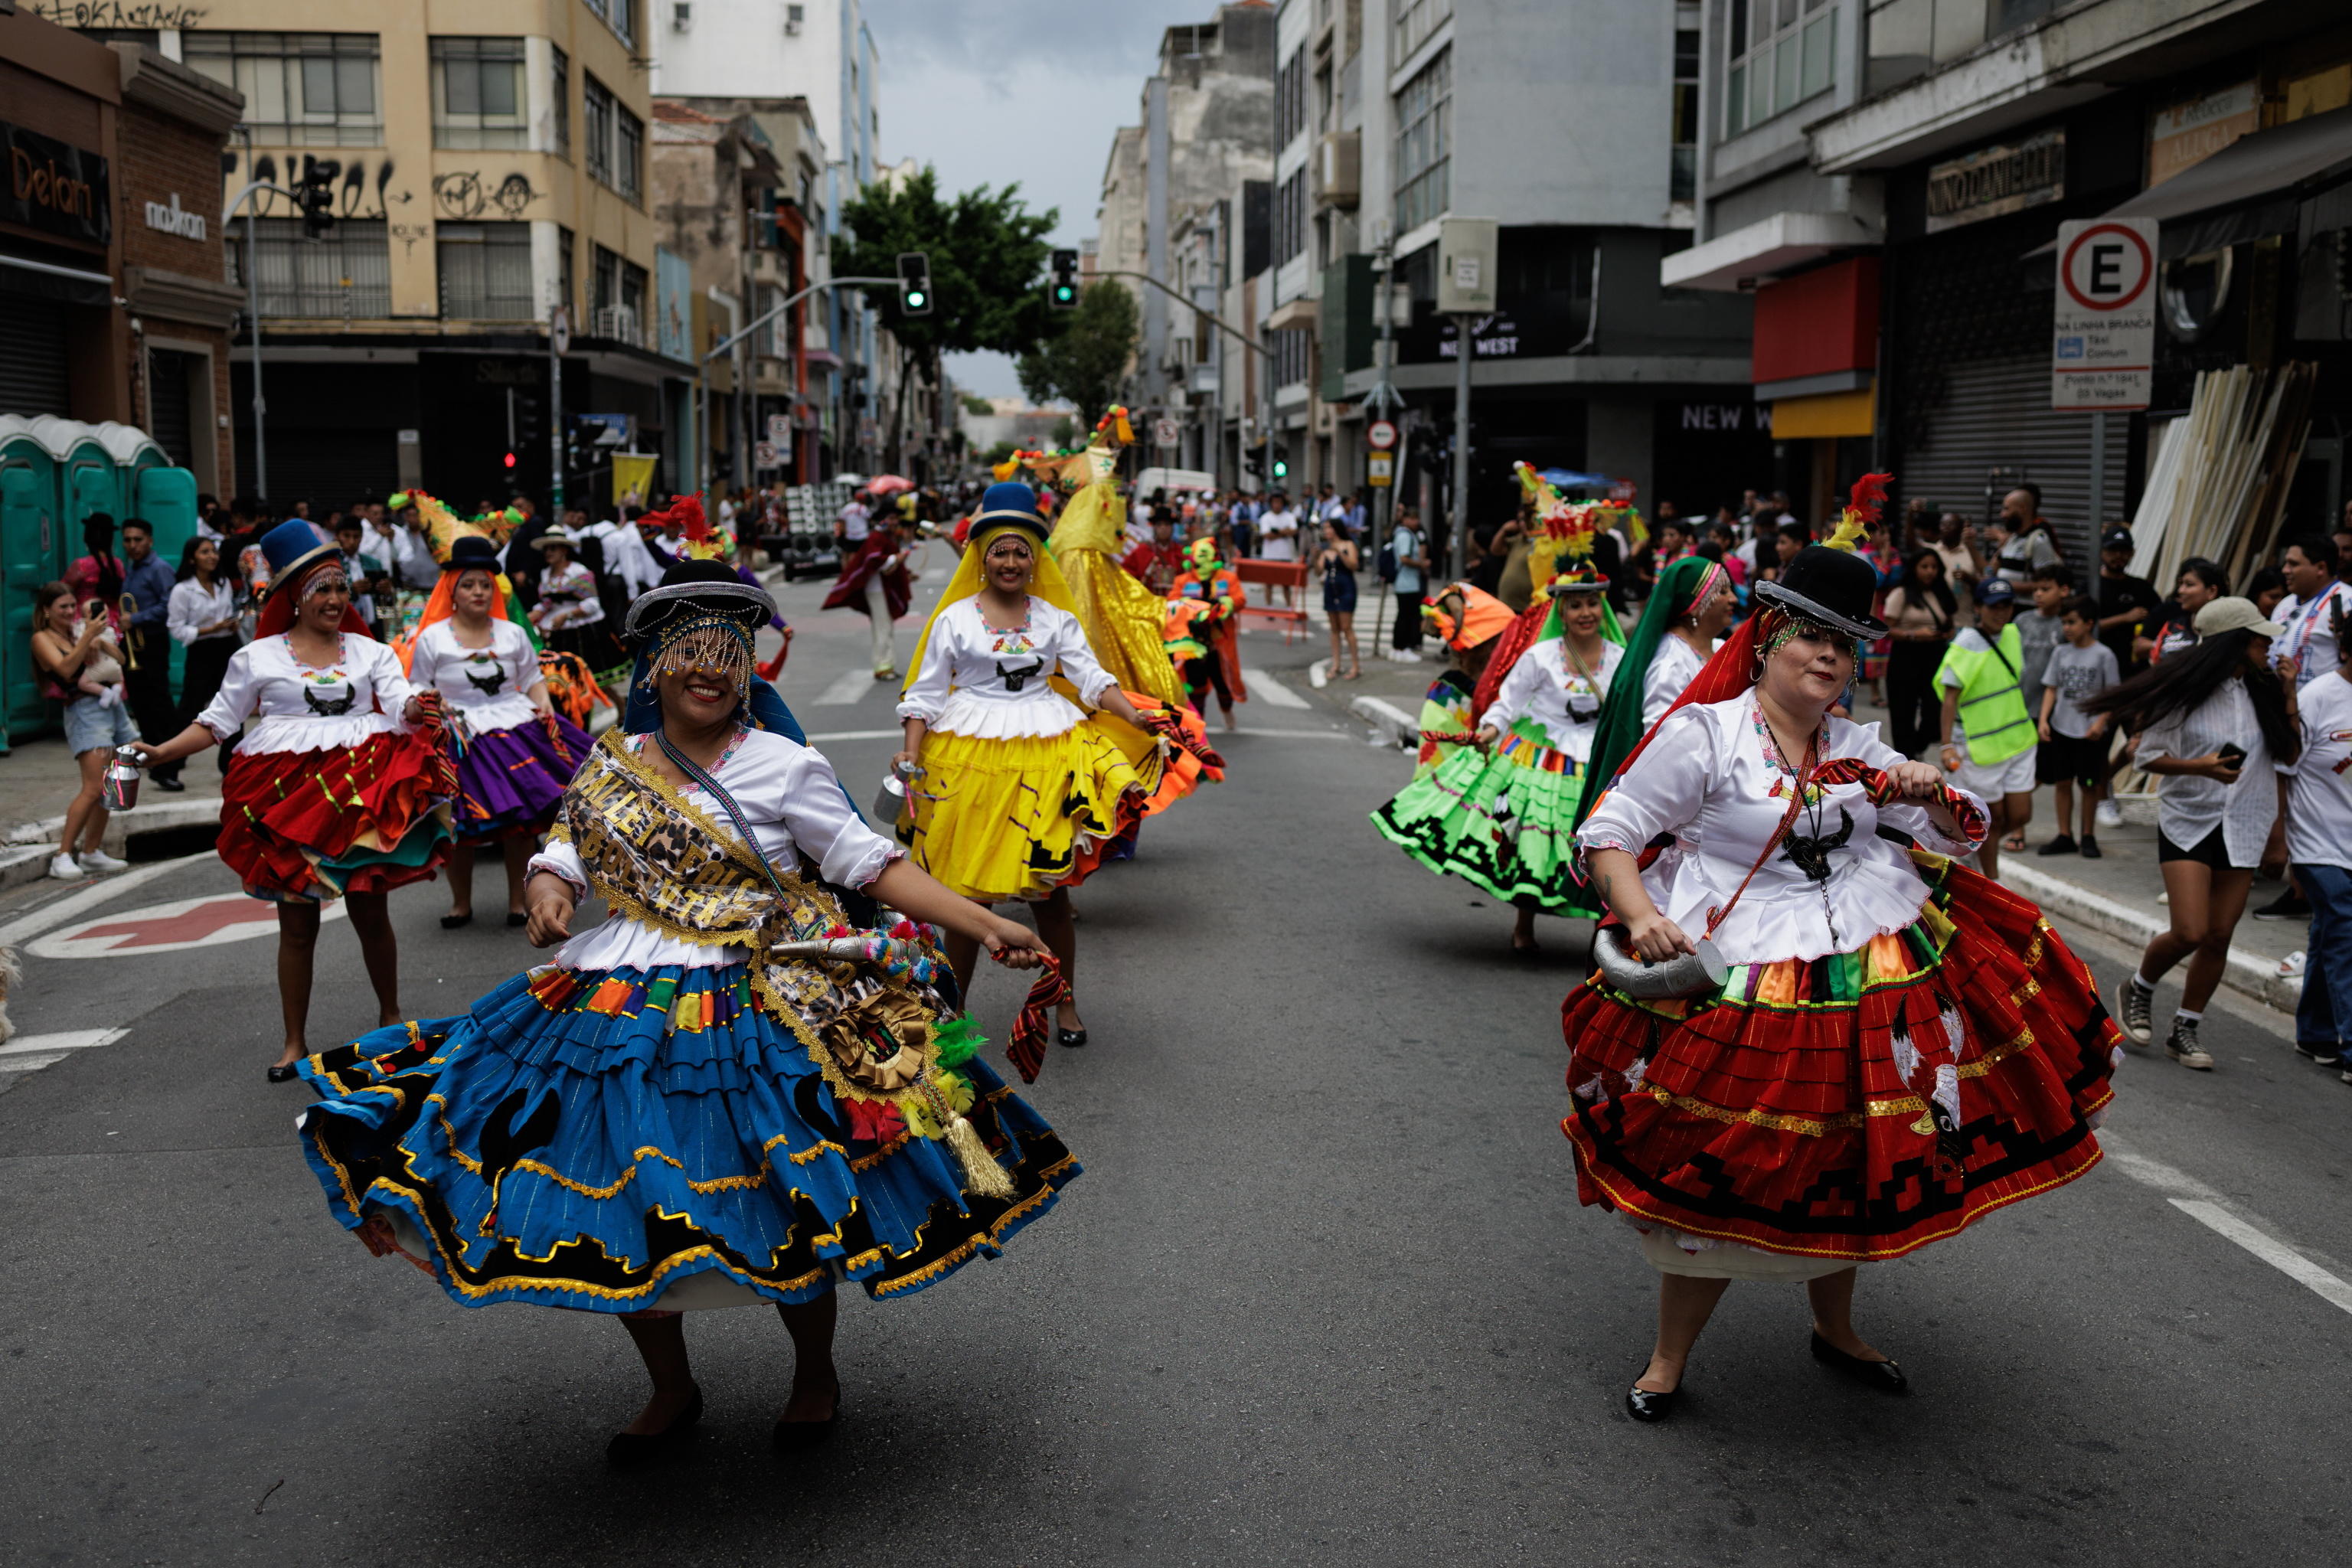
1257;491;1299;607
2286;604;2352;1080
836;495;871;548
2274;535;2352;689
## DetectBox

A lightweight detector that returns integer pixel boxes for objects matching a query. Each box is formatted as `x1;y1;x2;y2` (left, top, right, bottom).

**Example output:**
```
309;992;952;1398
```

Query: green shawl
1570;554;1722;832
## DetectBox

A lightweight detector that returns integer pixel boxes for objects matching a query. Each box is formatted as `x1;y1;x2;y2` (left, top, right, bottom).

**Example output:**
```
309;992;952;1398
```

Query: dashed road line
814;668;879;706
0;1028;126;1076
2104;1135;2352;1317
0;858;199;949
1241;668;1311;709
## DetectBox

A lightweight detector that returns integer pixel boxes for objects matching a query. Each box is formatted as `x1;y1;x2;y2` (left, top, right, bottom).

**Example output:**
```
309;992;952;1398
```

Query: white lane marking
0;1028;126;1058
1227;727;1356;740
30;893;341;959
814;668;877;706
1308;658;1330;689
804;729;902;743
2171;1201;2352;1316
2105;1135;2352;1315
0;858;203;949
1241;668;1311;709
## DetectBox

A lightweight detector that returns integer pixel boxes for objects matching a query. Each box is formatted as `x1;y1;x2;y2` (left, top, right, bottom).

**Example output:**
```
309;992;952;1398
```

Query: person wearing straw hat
894;482;1185;1047
291;557;1076;1465
407;534;593;928
528;530;628;679
130;518;454;1082
1564;477;2118;1423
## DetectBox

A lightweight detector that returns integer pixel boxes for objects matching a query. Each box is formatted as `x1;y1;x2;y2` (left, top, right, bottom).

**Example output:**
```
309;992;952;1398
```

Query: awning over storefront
0;250;113;307
2027;105;2352;260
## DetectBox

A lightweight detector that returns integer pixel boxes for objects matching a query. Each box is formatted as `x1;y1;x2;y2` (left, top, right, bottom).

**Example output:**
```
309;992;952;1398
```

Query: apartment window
582;0;636;48
620;258;648;323
436;222;534;318
615;106;644;203
557;225;577;321
584;75;614;186
1272;328;1309;390
1726;0;1837;137
430;38;527;150
1275;50;1307;146
1393;0;1452;62
1672;24;1699;201
1393;47;1451;234
185;32;381;147
550;45;570;158
226;217;392;316
593;244;620;318
1276;168;1308;264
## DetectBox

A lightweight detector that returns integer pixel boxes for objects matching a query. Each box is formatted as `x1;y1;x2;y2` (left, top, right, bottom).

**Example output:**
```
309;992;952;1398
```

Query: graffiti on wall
234;153;411;220
31;2;209;25
431;172;540;220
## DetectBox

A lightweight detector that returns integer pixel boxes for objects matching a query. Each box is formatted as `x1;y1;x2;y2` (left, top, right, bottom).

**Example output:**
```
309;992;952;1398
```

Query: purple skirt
449;714;593;841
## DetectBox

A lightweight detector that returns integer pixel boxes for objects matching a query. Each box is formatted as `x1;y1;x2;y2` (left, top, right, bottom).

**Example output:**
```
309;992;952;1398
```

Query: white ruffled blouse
895;596;1118;740
195;633;413;754
410;619;541;733
528;728;901;972
1484;639;1624;763
1575;694;1988;965
1642;635;1713;728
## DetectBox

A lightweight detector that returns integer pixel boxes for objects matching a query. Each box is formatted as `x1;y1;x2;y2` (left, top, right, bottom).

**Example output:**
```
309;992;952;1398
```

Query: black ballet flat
505;911;528;928
606;1385;704;1469
1810;1332;1910;1395
439;912;473;929
1057;1028;1088;1049
266;1063;301;1084
771;1387;841;1449
1624;1368;1681;1423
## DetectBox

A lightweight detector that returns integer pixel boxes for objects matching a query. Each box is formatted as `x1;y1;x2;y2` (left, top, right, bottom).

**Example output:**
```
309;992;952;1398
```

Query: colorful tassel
944;1112;1016;1198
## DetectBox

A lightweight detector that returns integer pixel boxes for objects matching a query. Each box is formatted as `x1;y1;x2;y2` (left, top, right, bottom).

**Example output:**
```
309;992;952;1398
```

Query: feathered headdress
387;488;492;565
1514;462;1605;593
640;495;725;560
1824;472;1893;554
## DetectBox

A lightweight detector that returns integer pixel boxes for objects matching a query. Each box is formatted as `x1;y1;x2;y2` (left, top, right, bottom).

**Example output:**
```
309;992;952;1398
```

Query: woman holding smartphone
2084;597;2298;1070
1316;516;1361;679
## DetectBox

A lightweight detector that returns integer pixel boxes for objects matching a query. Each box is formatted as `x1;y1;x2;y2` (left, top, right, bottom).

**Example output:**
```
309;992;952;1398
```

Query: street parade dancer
1560;477;2119;1422
292;557;1080;1464
1371;466;1625;956
1570;551;1740;841
895;482;1209;1047
823;505;914;681
1401;580;1517;782
132;519;453;1080
1165;535;1248;730
406;534;593;927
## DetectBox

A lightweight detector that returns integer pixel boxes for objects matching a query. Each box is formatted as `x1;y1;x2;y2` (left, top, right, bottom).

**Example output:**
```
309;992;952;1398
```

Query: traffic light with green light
1050;249;1078;309
897;252;932;316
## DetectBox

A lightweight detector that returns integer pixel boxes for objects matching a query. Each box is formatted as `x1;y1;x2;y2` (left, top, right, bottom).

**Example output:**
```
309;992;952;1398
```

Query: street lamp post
220;130;290;505
1450;312;1472;582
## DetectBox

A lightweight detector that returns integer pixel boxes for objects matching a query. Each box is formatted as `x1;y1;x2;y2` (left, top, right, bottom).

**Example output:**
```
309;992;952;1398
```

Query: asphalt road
2;554;2349;1566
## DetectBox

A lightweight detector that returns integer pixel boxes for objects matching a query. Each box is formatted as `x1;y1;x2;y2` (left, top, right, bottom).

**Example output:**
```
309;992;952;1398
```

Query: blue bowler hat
969;481;1048;538
259;518;340;599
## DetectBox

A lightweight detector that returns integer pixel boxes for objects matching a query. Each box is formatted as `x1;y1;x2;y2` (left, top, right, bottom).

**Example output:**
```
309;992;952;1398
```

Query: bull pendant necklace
1757;701;1845;949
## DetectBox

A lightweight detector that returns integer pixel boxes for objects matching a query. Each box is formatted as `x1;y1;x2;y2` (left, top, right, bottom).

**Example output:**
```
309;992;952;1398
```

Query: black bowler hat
441;534;501;573
1754;545;1887;639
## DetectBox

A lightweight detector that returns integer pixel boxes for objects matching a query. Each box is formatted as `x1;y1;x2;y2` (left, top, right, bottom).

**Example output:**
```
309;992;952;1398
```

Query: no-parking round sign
2051;217;2157;412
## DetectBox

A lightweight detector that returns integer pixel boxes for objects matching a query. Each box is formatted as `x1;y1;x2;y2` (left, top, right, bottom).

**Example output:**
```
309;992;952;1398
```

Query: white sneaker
1393;648;1423;663
2096;799;2122;828
47;852;82;881
77;849;129;873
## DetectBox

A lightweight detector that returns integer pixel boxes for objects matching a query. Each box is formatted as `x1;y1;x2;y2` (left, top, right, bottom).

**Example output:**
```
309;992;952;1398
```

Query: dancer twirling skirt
295;559;1077;1462
1563;505;2118;1423
407;534;593;924
897;482;1177;1046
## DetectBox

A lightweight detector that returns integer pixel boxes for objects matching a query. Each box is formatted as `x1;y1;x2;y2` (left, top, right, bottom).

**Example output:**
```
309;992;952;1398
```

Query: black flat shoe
772;1387;841;1449
439;912;473;929
1510;942;1543;961
1810;1332;1909;1394
606;1385;704;1469
266;1063;301;1083
153;776;186;793
505;911;528;927
1057;1028;1088;1049
1624;1369;1681;1423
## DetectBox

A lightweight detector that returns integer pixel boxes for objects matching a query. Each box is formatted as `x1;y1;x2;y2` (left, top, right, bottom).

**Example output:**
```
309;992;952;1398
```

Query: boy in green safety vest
1936;576;2037;877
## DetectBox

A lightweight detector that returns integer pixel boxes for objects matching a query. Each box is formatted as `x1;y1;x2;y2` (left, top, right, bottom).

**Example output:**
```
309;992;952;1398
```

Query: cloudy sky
867;0;1177;398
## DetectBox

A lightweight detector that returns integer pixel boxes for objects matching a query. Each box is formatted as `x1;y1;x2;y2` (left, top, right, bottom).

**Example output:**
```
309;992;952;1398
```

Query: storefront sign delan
3;121;111;247
1925;129;2064;234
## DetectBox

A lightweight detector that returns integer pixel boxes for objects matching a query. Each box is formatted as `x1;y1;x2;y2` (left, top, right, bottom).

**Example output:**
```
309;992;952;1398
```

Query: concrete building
1676;0;2352;548
654;0;887;474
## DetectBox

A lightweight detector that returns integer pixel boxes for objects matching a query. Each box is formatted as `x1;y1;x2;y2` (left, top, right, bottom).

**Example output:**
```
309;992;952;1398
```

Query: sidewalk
1321;629;2308;1014
0;730;224;893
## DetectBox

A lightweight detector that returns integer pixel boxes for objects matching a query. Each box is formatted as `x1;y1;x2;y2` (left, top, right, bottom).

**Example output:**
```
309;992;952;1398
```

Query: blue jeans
2293;862;2352;1065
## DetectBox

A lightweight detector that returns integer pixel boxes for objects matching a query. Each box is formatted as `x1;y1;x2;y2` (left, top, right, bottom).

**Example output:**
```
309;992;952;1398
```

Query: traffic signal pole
222;147;295;505
698;275;899;518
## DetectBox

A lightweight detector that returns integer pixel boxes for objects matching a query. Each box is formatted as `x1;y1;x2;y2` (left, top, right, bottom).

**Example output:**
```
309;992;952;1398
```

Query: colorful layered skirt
448;713;594;841
899;724;1147;903
220;733;452;901
296;961;1079;1312
1560;854;2119;1264
1370;717;1596;916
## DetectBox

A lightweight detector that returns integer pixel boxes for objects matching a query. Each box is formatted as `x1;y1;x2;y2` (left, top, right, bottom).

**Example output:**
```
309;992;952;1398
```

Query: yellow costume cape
1040;446;1186;708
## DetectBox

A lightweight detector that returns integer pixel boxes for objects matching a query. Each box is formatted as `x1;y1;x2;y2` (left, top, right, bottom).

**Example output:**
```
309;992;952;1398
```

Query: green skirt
1370;720;1598;916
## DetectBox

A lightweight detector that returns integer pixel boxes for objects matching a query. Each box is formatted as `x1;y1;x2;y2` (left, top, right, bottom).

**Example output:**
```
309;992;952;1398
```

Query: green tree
1015;281;1138;428
831;168;1059;471
960;393;996;417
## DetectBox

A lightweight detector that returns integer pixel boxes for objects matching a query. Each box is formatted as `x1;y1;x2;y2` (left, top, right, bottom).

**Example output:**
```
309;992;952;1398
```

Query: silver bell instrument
1590;924;1726;1001
872;759;924;826
100;743;142;812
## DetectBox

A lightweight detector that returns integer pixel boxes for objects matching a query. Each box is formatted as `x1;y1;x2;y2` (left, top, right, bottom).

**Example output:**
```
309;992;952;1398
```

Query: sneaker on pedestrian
77;849;129;874
47;852;82;881
1393;648;1422;664
2341;1067;2352;1086
2252;889;2311;921
2036;834;2078;856
2165;1017;2213;1070
2096;799;2123;828
2115;978;2154;1045
2294;1039;2340;1063
2079;835;2102;860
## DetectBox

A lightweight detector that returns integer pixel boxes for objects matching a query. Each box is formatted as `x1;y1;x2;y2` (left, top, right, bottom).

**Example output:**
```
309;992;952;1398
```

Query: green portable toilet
0;418;64;753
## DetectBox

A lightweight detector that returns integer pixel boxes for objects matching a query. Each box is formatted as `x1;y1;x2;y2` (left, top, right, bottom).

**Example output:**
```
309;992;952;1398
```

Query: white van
1132;466;1217;498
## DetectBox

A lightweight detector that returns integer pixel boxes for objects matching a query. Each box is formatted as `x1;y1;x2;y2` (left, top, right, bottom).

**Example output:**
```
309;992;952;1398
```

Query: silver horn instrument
1590;925;1726;1001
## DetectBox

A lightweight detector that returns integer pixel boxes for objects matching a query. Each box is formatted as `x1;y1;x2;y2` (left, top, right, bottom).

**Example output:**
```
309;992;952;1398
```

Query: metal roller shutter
0;301;71;418
148;348;197;469
1898;355;2100;567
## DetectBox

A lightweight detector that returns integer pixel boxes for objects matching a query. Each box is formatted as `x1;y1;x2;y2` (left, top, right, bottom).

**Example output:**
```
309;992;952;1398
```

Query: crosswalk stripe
1242;668;1311;709
0;1027;126;1060
814;668;877;706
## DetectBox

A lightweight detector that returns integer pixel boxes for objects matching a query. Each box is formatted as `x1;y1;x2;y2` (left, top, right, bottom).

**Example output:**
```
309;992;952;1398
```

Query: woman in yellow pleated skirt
895;483;1167;1047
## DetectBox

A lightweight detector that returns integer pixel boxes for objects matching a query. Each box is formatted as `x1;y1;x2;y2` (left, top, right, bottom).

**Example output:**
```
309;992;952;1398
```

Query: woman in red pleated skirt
136;520;452;1081
1565;528;2120;1423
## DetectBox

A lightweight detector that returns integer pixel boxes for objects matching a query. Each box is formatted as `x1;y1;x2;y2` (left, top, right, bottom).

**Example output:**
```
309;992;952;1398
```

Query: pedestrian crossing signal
897;252;932;316
503;451;518;469
1050;248;1079;309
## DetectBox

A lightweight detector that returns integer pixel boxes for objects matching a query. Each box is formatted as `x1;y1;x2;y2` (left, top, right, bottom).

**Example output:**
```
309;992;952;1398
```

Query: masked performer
132;520;452;1080
294;559;1077;1464
1167;537;1248;730
1563;482;2118;1423
1372;495;1625;956
407;534;593;927
896;483;1181;1047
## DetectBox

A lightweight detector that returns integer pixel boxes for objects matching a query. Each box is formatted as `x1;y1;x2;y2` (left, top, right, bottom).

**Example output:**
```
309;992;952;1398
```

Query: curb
0;796;224;894
1348;695;1419;748
1998;860;2299;1013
